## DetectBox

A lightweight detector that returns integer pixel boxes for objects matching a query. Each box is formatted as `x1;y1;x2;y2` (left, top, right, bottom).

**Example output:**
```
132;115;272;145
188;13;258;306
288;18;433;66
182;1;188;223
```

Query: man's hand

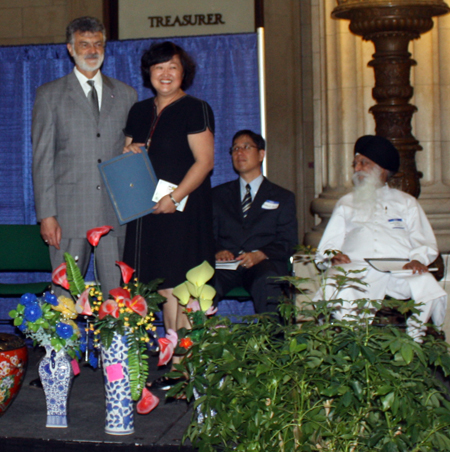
237;251;267;269
331;253;351;266
40;216;62;250
216;250;235;261
403;259;428;274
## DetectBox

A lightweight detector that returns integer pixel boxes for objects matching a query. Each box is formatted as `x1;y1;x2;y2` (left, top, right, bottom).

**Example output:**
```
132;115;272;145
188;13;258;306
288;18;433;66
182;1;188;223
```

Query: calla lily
188;284;216;312
157;329;178;366
185;261;214;298
52;263;70;290
75;288;93;316
136;387;159;414
158;337;175;366
52;296;77;320
109;287;131;303
126;295;148;317
98;299;119;320
165;328;178;347
199;299;214;312
173;282;191;305
86;225;113;247
115;261;135;284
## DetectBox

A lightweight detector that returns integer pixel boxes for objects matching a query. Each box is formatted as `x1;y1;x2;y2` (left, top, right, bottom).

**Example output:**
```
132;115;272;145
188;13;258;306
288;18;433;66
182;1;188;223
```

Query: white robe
315;185;447;328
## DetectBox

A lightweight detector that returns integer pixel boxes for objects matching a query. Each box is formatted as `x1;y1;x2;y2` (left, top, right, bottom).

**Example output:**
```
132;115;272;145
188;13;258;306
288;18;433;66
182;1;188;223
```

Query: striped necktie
87;80;99;120
242;184;252;218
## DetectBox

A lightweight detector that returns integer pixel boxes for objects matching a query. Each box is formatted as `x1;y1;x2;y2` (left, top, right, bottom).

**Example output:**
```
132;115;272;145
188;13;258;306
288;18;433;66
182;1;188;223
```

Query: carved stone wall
305;0;450;253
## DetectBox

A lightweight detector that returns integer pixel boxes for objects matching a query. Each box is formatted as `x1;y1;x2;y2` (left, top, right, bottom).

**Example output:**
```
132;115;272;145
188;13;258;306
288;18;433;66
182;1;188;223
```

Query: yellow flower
53;296;77;320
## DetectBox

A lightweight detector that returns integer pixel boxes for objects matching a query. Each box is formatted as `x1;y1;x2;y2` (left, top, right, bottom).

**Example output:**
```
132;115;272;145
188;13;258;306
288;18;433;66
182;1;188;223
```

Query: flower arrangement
9;292;81;359
156;261;218;397
52;226;165;412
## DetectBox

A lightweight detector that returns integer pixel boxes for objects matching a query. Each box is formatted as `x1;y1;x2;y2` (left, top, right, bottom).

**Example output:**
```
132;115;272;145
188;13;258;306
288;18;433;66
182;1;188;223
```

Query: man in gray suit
32;17;137;296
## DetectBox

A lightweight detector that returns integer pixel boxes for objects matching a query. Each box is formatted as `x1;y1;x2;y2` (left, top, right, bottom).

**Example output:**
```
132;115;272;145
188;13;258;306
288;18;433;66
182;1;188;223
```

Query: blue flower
88;351;98;369
24;304;42;322
18;322;27;332
75;349;81;360
20;293;37;307
56;322;73;339
44;291;58;306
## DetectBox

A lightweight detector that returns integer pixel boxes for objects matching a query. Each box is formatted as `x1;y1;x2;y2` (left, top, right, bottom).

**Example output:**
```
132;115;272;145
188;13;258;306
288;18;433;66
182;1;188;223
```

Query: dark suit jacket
212;178;298;272
32;71;137;238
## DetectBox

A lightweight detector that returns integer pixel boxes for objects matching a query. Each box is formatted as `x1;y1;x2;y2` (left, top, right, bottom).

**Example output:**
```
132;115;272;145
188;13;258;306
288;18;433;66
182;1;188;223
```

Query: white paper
365;258;437;274
152;179;188;212
215;260;240;270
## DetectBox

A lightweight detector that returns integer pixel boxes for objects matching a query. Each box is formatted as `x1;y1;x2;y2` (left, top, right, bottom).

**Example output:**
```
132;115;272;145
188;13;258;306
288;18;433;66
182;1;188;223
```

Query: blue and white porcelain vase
101;333;134;435
38;345;74;428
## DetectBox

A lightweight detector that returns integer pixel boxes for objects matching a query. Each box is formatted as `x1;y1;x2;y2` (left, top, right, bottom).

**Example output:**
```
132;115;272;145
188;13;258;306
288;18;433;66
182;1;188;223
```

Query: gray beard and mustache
72;49;104;73
352;166;384;209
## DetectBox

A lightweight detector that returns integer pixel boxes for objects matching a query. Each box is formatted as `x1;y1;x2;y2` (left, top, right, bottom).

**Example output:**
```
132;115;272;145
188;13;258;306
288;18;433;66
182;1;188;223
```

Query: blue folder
98;150;158;225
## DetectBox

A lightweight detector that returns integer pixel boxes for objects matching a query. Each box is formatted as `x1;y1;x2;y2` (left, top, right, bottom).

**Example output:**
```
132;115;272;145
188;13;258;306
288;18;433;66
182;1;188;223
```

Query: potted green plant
165;265;450;451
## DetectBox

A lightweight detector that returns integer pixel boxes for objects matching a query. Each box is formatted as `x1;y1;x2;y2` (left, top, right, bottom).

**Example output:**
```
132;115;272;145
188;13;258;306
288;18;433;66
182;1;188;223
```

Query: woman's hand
153;194;177;214
123;142;145;154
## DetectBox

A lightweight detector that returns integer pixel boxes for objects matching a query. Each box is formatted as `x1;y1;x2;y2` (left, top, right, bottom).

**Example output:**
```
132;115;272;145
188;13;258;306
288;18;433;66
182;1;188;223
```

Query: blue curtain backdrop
0;33;259;329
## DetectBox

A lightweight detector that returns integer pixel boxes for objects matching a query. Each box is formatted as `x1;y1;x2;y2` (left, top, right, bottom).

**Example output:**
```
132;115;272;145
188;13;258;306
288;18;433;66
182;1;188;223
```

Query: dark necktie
87;80;99;120
242;184;252;218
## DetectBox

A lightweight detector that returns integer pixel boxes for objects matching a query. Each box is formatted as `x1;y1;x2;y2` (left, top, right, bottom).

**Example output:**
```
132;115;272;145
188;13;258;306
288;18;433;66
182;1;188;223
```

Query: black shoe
29;378;43;389
147;376;185;391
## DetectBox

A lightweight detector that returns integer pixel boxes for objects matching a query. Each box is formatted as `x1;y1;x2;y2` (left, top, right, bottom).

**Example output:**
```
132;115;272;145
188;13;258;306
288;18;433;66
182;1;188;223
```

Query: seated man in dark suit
213;130;298;314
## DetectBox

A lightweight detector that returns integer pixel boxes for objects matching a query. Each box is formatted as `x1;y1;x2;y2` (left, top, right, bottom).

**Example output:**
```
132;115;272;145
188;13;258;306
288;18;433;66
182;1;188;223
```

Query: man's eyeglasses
229;144;258;155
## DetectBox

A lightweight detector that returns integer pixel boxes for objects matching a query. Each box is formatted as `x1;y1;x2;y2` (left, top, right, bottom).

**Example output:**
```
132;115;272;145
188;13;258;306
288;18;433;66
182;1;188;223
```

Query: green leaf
400;343;413;365
8;310;17;319
64;252;86;296
100;328;114;350
381;391;395;411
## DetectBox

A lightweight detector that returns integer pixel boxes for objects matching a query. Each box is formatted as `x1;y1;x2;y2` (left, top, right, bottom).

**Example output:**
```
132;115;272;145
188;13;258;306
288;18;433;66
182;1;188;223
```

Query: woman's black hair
141;41;196;91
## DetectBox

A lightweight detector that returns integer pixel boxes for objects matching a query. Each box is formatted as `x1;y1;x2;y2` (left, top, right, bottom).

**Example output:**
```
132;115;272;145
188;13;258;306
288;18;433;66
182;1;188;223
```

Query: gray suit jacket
32;71;137;238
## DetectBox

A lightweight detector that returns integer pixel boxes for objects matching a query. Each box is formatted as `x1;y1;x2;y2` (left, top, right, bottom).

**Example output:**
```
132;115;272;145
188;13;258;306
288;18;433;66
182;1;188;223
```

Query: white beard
72;49;104;73
352;166;384;210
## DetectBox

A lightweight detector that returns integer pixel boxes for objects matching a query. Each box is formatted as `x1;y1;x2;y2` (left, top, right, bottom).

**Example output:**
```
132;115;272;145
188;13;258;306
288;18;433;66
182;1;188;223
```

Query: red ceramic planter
0;333;28;416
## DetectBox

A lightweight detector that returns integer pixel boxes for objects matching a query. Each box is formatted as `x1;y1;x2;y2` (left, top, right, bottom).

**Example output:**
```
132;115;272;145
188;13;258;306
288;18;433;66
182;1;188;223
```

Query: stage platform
0;347;195;452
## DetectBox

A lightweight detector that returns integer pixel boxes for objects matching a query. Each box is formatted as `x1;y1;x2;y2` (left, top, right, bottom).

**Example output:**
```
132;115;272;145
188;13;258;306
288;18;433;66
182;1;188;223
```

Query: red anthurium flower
98;299;119;320
180;337;194;349
126;295;148;317
52;263;70;290
158;337;175;366
115;261;135;284
136;387;159;414
75;288;93;316
86;225;113;247
109;287;131;303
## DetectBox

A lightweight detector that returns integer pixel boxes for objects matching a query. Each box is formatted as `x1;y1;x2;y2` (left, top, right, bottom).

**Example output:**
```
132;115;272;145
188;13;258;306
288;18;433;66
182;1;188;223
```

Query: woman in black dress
123;42;215;369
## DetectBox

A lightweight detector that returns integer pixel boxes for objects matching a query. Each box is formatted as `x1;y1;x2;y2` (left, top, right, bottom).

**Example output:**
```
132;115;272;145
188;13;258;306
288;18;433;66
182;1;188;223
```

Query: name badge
388;218;405;229
262;200;279;210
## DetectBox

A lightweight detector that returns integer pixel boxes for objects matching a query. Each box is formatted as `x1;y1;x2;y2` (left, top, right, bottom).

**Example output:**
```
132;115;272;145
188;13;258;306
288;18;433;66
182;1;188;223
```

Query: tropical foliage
168;267;450;452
